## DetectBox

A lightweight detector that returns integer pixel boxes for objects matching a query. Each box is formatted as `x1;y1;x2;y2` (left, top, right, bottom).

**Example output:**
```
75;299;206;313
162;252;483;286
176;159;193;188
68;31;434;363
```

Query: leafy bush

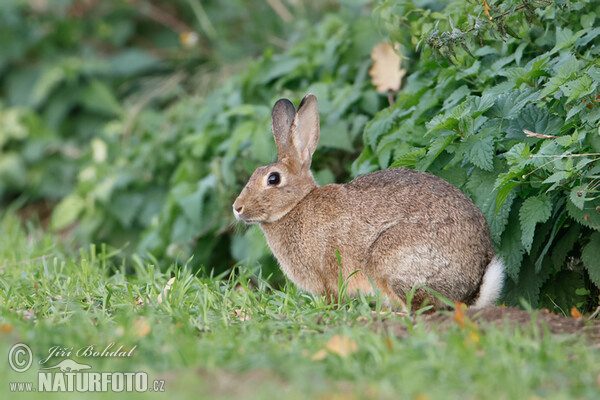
53;11;382;278
0;0;331;204
356;0;600;310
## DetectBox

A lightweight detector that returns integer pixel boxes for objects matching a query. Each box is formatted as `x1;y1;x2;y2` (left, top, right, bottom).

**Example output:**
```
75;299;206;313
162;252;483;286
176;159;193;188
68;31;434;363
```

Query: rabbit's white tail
472;257;504;309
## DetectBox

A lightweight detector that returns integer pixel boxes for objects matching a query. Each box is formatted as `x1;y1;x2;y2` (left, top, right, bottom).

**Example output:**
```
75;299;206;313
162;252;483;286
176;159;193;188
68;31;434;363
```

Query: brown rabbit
233;94;504;310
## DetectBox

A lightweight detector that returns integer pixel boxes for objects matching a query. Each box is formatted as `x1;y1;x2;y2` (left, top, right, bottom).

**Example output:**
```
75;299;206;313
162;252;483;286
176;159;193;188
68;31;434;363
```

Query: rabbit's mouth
233;208;261;224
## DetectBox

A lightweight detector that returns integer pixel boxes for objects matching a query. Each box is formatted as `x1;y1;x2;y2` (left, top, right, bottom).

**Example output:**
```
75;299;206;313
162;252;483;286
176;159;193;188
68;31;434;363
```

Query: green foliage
361;0;600;309
56;12;381;278
0;0;332;203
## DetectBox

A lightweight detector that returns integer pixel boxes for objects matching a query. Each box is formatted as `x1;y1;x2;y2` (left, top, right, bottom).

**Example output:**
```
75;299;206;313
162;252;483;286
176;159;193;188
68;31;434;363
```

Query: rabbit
233;94;504;310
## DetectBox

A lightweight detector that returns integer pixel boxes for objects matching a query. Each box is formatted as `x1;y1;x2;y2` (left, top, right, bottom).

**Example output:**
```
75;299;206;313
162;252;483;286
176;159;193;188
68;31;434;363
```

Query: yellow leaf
369;42;406;93
133;317;151;338
326;334;358;358
385;337;393;351
0;323;14;333
453;301;467;328
483;0;492;20
311;349;328;361
570;307;583;319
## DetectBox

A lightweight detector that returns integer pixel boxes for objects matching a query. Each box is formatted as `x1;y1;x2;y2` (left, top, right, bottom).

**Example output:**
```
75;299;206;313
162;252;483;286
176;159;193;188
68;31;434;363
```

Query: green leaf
560;75;597;103
505;105;563;139
109;49;160;76
519;195;553;253
110;193;145;228
320;120;354;152
582;232;600;287
569;185;587;210
551;224;580;270
176;175;217;229
466;136;494;171
231;225;269;263
82;80;123;116
498;208;525;282
363;107;412;149
566;197;600;230
390;148;426;168
488;89;537;119
51;194;85;231
415;134;456;171
496;181;520;213
538;270;586;312
502;258;545;308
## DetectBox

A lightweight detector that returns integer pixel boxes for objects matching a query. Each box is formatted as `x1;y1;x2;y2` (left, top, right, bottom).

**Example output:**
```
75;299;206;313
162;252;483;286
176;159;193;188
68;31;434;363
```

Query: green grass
0;213;599;399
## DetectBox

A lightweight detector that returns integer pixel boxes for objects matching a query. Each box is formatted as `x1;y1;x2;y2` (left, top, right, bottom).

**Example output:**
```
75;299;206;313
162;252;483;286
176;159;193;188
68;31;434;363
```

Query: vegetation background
2;0;598;311
0;0;600;397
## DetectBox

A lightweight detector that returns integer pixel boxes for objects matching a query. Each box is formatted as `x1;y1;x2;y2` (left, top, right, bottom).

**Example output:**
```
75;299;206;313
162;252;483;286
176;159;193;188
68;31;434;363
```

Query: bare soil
376;306;600;342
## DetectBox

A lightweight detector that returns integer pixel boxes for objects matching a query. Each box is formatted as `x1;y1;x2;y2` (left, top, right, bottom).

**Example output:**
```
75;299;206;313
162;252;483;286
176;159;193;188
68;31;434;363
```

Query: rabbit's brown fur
233;94;504;309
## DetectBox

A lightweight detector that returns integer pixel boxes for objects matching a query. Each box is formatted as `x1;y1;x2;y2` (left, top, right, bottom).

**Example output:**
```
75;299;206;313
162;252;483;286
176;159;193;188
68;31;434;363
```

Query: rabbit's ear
272;98;296;158
289;94;320;169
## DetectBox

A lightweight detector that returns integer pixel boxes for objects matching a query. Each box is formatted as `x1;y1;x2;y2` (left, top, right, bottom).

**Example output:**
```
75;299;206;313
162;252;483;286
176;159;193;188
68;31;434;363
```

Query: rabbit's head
233;94;320;223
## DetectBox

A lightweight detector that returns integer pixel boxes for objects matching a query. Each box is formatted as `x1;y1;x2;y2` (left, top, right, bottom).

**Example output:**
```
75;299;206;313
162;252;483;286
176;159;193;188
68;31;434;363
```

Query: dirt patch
375;306;600;341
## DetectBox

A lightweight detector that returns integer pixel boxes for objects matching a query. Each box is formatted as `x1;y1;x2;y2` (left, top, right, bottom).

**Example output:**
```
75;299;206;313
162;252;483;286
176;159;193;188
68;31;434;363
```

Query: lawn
1;213;599;399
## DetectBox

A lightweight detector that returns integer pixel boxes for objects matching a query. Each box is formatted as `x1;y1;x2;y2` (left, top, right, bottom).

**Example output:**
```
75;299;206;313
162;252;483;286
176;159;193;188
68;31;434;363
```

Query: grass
0;213;599;399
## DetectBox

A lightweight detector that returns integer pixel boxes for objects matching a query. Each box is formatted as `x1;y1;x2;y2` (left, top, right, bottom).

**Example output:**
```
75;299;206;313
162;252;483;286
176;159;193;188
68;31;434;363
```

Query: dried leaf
0;323;14;333
453;301;467;328
369;42;406;93
133;317;151;338
311;349;328;361
231;309;251;321
483;0;492;20
570;307;583;319
325;334;358;358
385;337;393;351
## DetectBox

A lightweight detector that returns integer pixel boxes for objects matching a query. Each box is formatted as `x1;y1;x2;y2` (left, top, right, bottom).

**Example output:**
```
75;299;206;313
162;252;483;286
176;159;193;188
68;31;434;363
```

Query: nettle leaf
566;197;600;230
415;134;456;171
426;102;471;133
582;232;600;287
519;194;553;253
498;207;525;282
487;89;537;119
390;148;426;168
441;85;470;111
504;143;532;167
484;189;516;246
363;107;412;149
569;185;587;210
465;135;494;171
495;180;520;213
466;165;514;244
560;75;597;103
505;105;563;139
551;224;581;270
502;258;547;308
470;94;496;117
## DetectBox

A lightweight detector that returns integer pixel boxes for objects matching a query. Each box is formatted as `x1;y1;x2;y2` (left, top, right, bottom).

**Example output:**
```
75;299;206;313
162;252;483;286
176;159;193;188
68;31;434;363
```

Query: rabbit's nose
234;204;243;214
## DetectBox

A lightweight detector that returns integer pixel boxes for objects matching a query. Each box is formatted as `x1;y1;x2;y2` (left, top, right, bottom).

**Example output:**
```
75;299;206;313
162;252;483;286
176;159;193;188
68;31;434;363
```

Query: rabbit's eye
267;172;281;186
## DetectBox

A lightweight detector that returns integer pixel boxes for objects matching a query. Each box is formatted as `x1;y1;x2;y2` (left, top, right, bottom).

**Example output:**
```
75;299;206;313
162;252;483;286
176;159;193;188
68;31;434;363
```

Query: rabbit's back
262;167;494;305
